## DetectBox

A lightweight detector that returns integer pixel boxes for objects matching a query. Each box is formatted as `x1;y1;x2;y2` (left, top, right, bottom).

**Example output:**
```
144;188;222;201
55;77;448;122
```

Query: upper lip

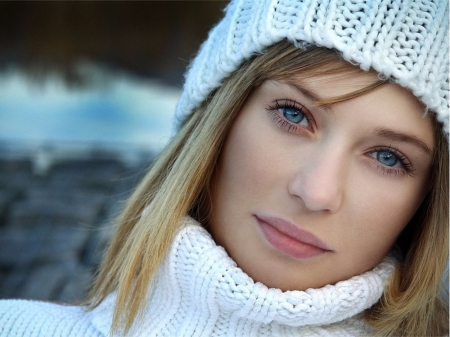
255;214;333;251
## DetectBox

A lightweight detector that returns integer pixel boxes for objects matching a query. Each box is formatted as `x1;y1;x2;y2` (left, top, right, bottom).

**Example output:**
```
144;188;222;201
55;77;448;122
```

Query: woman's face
208;71;435;291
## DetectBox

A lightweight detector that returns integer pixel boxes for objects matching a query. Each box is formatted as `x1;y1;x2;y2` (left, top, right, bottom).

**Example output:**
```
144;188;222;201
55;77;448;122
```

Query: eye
276;100;309;127
266;99;313;133
376;150;399;167
368;147;415;176
278;106;308;125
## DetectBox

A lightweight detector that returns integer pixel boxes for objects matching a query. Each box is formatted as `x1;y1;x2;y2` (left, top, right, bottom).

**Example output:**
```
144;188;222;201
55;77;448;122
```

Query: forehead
287;69;382;102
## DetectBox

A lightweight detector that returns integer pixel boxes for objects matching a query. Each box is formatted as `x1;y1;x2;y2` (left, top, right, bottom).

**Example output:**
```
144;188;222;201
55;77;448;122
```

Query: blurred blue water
0;64;180;153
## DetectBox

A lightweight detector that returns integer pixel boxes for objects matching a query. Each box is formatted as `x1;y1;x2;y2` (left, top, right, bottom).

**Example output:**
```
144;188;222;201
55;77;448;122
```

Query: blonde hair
84;41;449;336
365;120;449;336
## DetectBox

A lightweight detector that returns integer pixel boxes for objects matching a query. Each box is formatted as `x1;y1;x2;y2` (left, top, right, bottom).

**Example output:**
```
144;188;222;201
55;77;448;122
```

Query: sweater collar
91;216;396;335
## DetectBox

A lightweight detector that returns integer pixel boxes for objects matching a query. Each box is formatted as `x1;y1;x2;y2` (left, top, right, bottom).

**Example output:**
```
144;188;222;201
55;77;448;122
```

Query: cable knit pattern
90;217;396;337
175;0;449;135
0;217;396;336
0;300;101;337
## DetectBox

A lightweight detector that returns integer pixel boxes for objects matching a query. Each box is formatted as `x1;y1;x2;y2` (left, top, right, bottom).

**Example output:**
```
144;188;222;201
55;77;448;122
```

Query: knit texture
0;300;101;337
90;217;396;337
175;0;449;135
0;217;396;336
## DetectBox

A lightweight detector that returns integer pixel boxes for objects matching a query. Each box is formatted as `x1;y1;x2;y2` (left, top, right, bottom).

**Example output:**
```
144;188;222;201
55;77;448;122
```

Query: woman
1;0;448;336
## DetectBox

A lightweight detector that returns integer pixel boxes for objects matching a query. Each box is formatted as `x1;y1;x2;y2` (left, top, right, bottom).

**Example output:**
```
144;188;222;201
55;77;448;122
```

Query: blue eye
279;107;306;124
266;100;313;133
368;147;415;176
376;150;398;167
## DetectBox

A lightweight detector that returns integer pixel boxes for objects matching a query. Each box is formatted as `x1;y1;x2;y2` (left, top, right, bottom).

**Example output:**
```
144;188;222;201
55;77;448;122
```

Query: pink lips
255;215;332;259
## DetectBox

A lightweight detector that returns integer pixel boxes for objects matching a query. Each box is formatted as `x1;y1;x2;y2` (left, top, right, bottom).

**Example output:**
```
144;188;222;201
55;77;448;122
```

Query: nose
288;147;346;213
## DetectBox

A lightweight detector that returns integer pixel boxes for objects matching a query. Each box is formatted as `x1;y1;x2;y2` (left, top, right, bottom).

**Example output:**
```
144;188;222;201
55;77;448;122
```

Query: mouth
254;215;333;259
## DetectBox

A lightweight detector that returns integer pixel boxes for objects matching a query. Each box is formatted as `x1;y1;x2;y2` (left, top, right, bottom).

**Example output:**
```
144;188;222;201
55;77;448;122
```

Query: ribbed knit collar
91;217;396;336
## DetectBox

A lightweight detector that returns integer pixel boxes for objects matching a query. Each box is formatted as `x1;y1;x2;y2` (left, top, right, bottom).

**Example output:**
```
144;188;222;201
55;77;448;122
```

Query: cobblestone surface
0;157;151;303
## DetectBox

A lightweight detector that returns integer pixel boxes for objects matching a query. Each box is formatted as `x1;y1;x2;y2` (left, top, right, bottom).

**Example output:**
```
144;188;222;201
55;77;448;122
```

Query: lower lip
256;218;328;259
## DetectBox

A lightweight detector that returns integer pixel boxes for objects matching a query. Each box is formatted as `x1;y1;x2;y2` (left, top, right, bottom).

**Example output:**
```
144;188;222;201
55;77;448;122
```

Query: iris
281;107;305;124
377;151;398;166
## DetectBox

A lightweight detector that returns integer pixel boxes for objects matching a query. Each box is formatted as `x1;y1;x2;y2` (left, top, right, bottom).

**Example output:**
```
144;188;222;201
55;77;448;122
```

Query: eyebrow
283;80;334;113
374;128;433;156
282;80;433;155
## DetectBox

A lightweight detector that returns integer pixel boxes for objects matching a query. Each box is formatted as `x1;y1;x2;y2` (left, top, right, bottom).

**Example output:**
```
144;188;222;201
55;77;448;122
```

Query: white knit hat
175;0;449;135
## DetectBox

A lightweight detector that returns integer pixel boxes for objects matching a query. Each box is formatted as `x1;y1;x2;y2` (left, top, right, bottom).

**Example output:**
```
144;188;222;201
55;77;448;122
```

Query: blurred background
0;1;227;303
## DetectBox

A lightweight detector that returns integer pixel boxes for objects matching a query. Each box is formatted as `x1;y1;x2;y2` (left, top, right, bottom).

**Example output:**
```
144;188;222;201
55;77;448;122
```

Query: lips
255;215;332;259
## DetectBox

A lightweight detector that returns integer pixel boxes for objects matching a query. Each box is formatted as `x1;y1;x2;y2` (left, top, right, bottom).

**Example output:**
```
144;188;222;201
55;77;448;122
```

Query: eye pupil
282;107;305;124
377;151;398;166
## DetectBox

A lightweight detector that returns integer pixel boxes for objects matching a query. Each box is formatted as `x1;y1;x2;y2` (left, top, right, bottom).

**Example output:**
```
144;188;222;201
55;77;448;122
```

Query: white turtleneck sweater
0;217;396;336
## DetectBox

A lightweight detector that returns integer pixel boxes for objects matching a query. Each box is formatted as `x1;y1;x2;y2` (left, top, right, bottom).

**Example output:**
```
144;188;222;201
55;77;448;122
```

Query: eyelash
265;99;313;133
368;146;415;177
265;99;415;177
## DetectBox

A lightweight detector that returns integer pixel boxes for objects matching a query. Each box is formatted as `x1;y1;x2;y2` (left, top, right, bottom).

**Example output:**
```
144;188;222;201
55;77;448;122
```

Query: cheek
349;175;429;253
215;119;284;200
337;179;428;278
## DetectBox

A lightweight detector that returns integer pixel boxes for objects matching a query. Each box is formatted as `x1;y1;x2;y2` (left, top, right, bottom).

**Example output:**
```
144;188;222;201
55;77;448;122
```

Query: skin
208;71;435;291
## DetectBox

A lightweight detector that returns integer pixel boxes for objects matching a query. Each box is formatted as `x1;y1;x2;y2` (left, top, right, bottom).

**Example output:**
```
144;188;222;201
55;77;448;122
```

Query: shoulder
0;299;104;337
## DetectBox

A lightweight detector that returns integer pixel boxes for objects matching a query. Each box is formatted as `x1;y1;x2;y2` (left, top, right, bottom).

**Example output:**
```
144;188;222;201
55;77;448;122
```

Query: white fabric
0;217;396;336
175;0;449;135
